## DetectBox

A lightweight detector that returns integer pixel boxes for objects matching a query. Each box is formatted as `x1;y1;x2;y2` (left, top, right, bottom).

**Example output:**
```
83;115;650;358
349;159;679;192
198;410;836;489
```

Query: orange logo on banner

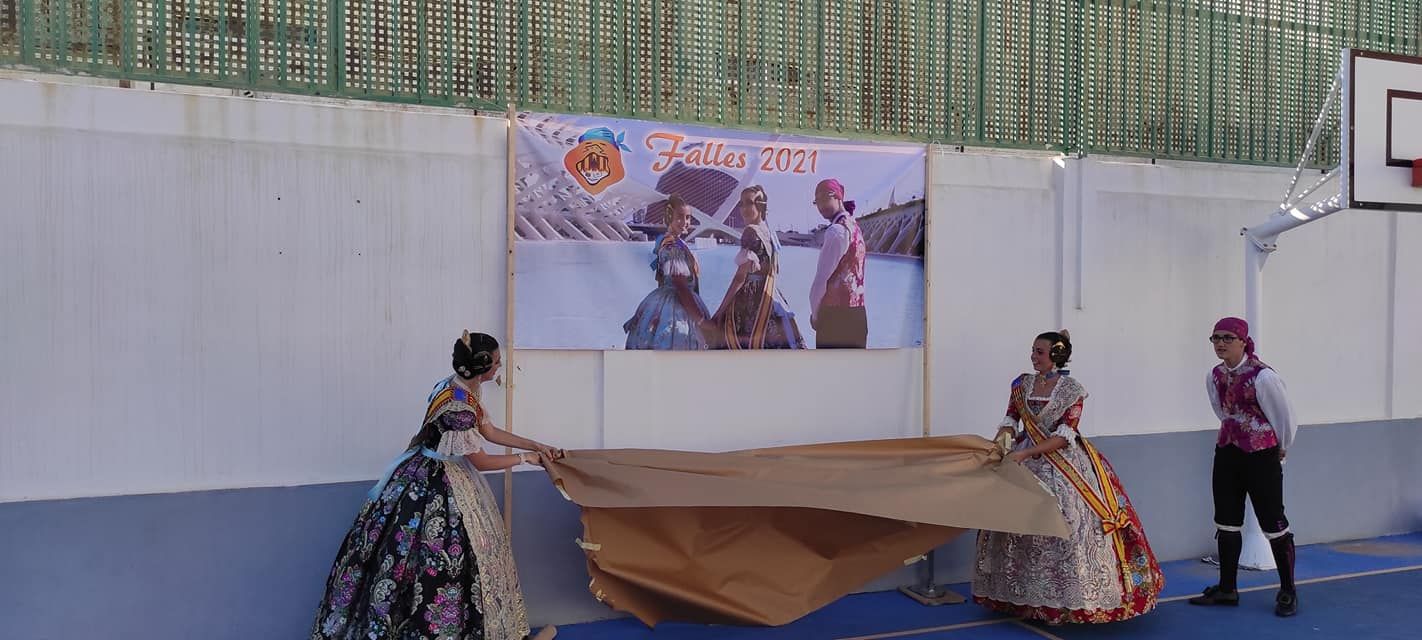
564;127;630;195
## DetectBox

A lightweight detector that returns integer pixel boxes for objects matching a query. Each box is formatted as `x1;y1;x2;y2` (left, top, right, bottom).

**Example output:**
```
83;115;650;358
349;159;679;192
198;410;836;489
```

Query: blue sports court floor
560;532;1422;640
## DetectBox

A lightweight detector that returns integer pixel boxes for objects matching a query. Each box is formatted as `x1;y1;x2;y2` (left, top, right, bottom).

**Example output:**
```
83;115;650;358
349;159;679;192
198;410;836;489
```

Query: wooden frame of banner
898;145;966;606
502;105;517;533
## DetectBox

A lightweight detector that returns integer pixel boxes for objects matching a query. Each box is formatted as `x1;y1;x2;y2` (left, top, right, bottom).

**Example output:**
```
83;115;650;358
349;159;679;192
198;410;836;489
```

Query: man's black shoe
1275;590;1298;617
1187;585;1240;606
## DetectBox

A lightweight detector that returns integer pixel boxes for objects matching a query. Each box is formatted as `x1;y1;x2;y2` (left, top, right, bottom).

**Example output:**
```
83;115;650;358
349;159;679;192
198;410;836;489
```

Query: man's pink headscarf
1213;316;1256;358
816;179;857;214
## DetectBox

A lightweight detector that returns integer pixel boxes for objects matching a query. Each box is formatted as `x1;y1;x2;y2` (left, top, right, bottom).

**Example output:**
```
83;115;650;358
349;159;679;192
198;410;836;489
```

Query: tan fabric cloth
544;435;1069;627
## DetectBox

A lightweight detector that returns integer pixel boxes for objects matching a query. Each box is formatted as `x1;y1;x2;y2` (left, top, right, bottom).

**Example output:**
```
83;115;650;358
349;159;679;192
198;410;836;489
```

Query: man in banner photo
809;179;868;349
512;112;925;351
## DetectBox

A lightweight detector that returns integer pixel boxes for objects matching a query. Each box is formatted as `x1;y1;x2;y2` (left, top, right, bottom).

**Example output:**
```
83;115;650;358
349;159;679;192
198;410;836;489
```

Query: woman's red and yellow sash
1013;381;1131;586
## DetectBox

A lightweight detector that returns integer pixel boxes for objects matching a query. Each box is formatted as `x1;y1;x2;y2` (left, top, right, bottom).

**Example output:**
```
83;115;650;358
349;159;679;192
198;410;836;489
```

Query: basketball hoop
1345;50;1422;210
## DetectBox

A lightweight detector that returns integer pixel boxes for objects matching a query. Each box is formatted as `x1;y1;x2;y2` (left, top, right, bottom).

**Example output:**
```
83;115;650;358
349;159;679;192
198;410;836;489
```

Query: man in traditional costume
1188;317;1299;617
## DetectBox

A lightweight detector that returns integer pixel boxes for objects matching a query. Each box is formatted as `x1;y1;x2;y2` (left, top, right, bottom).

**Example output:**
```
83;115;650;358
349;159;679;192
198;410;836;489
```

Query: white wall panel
1;75;1415;502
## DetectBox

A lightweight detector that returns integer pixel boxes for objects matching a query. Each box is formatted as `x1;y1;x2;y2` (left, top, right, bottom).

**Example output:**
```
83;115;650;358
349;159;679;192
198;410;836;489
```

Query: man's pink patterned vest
822;213;866;308
1212;358;1280;452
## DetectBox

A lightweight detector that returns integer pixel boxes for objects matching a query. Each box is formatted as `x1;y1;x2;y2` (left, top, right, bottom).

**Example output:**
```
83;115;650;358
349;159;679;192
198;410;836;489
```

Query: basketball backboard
1342;49;1422;212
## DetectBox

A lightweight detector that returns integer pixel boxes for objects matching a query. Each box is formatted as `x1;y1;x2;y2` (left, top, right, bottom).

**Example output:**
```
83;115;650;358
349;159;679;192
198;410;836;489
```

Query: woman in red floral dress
973;330;1164;624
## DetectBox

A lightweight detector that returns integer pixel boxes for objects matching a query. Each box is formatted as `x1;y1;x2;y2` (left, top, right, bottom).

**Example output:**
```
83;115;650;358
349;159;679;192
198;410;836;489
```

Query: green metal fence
2;0;1418;165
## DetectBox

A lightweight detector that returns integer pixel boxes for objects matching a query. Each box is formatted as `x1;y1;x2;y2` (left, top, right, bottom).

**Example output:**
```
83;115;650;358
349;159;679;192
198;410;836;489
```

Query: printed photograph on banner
513;112;926;351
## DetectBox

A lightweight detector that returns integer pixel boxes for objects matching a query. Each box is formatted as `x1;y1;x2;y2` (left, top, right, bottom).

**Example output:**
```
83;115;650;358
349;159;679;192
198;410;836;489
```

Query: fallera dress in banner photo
715;223;805;350
624;234;712;350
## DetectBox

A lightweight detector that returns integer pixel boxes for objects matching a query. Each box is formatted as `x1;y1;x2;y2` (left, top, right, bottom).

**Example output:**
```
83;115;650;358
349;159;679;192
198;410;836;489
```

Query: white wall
928;152;1419;441
0;76;508;500
2;75;1417;502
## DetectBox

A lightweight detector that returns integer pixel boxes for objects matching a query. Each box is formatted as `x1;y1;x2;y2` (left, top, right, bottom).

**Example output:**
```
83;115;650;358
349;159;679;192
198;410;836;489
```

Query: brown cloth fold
543;435;1069;628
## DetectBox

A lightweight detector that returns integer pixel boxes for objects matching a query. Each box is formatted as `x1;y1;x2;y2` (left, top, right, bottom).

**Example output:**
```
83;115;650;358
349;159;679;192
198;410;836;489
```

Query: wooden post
922;147;933;439
899;145;964;606
503;105;518;534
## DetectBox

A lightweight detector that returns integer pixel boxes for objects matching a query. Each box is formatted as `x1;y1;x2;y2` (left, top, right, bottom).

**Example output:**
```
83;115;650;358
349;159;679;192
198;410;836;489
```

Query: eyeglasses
1208;335;1239;344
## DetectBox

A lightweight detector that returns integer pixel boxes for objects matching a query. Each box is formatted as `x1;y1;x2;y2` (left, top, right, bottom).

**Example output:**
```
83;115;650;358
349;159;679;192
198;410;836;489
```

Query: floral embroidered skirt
973;444;1164;624
311;453;530;639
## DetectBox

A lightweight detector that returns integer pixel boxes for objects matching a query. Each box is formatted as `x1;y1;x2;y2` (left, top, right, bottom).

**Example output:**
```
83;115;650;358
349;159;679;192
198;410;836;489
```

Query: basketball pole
1234;55;1347;571
1241;59;1346;359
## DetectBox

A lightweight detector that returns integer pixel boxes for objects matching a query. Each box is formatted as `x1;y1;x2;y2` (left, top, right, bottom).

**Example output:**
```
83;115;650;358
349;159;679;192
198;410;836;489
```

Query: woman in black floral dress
705;186;806;350
311;331;561;640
